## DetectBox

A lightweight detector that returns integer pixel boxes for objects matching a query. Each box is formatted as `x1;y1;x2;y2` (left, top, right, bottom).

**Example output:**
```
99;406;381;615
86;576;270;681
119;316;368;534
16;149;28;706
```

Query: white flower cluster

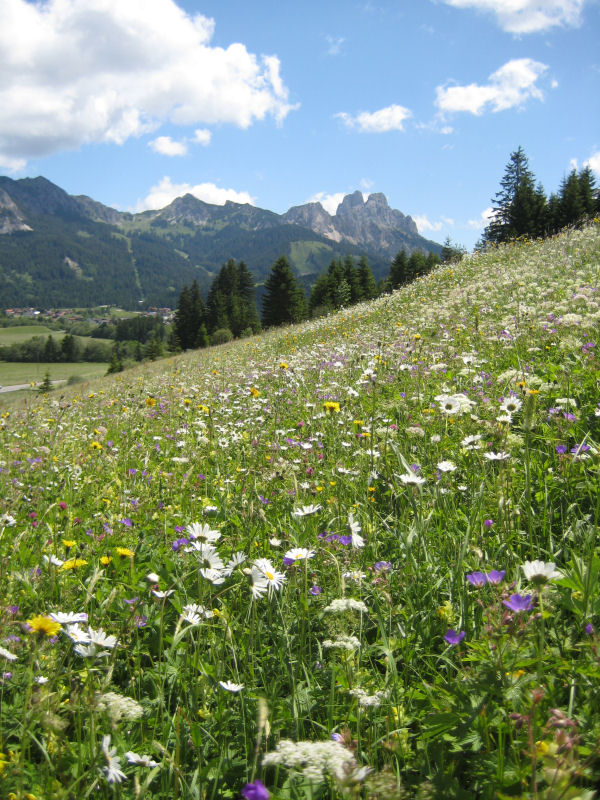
263;738;370;784
324;598;368;614
96;691;144;722
322;635;361;651
349;688;387;707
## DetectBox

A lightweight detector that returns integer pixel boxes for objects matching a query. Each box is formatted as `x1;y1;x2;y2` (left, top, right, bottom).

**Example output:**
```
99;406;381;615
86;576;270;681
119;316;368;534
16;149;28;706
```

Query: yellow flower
437;600;453;623
62;539;77;548
100;556;113;565
279;362;289;369
27;615;62;636
323;401;340;413
60;558;88;571
249;387;260;398
146;397;156;407
115;547;135;557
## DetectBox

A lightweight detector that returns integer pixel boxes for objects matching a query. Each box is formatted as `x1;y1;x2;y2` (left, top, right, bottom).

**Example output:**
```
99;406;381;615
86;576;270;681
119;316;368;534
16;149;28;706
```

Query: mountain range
0;176;441;309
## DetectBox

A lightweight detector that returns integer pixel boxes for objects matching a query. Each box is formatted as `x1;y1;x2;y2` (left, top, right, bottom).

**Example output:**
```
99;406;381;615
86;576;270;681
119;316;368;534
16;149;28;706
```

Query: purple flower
172;537;189;552
484;519;494;528
241;779;269;800
571;443;590;455
503;593;534;613
338;535;352;546
555;444;568;454
486;570;506;585
466;571;487;587
128;468;138;476
120;518;133;527
373;561;392;572
444;629;466;645
310;585;322;595
584;623;594;636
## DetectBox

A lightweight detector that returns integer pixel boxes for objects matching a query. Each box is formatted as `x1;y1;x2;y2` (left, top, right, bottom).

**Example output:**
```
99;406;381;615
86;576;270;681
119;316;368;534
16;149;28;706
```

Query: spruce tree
388;250;408;289
261;256;306;328
485;147;544;243
357;255;377;300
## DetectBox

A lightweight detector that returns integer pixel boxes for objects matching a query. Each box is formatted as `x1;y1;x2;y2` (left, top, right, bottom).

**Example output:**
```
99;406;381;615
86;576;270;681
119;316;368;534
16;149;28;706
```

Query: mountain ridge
0;175;441;309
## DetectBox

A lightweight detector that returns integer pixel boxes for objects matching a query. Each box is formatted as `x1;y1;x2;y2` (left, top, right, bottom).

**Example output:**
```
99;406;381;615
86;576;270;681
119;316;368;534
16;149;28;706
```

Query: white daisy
522;560;561;584
292;504;322;517
347;513;364;548
186;522;221;543
125;752;159;768
218;680;244;692
284;547;316;562
102;734;127;784
0;645;17;661
399;473;426;485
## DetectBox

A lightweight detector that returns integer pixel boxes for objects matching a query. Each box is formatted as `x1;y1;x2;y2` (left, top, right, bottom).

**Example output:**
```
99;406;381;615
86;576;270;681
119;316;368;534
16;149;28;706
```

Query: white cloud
415;215;455;233
439;0;587;34
584;151;600;174
436;58;549;115
325;35;345;56
193;129;212;146
335;104;412;133
0;0;295;170
308;192;349;215
149;136;188;157
467;207;495;229
414;215;443;233
135;176;256;212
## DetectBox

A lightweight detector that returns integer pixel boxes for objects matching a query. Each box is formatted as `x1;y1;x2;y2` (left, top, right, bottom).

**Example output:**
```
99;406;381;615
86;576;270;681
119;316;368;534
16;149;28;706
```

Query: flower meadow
1;224;600;800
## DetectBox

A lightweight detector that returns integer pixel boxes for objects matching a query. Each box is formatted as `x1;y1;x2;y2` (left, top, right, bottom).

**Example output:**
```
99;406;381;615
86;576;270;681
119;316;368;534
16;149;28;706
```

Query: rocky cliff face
284;190;420;256
0;189;33;234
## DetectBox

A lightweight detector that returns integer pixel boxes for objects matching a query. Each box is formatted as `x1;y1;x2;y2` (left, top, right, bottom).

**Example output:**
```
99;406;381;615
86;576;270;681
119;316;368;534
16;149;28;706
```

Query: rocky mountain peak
336;190;365;216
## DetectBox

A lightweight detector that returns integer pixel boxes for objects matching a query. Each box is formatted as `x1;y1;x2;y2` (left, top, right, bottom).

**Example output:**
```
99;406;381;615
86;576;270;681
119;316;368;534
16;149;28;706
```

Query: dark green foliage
385;249;441;291
308;255;379;316
173;280;206;351
37;369;53;394
205;260;260;337
209;328;234;346
484;148;599;245
357;255;378;300
114;315;164;344
262;256;307;327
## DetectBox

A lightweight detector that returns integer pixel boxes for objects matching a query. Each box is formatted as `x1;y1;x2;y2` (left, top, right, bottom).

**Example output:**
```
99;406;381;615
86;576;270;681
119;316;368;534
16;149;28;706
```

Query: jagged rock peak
336;190;366;216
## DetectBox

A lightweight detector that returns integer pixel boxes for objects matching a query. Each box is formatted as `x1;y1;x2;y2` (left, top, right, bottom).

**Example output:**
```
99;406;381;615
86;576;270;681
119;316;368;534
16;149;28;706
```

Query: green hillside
1;224;599;798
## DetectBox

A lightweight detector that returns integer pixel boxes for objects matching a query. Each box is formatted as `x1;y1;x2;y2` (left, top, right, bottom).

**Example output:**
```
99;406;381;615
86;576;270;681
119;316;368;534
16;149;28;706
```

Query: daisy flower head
186;522;221;543
292;504;322;518
283;547;316;565
347;513;364;548
399;472;426;486
251;558;286;597
101;734;127;784
522;560;561;585
219;680;244;692
125;752;159;768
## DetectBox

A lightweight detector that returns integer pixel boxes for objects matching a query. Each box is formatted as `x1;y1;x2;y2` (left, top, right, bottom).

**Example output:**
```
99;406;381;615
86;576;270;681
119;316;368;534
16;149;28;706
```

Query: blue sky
1;0;598;249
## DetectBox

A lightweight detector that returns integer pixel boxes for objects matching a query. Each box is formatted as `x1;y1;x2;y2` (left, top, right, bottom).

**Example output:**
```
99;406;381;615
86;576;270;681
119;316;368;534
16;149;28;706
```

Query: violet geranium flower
503;593;534;613
444;629;466;645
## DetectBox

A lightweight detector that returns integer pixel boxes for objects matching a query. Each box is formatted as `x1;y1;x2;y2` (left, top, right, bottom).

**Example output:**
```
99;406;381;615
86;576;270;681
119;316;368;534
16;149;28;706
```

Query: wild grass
0;224;599;799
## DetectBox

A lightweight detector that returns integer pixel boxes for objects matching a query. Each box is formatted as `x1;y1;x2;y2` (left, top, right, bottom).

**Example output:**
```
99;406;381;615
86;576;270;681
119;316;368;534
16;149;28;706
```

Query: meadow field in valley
1;224;599;799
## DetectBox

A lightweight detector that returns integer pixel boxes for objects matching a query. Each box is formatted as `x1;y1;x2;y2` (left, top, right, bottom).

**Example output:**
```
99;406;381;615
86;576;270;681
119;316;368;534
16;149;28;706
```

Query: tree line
483;147;599;245
172;248;443;350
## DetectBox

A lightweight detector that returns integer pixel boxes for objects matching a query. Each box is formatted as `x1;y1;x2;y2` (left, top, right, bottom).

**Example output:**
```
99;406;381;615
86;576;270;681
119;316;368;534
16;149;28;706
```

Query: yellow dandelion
100;556;113;565
145;397;156;407
279;362;289;369
27;615;62;636
323;401;340;413
249;387;260;398
62;539;77;548
90;441;102;450
60;558;88;571
115;547;135;557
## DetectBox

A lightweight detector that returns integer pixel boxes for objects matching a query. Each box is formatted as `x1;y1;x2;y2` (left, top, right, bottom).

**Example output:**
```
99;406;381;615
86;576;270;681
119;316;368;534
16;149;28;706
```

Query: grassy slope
0;224;599;799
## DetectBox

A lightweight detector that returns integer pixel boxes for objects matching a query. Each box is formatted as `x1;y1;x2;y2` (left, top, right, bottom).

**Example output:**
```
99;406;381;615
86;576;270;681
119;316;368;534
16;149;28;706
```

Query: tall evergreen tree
357;255;377;300
484;147;546;243
174;280;207;350
261;256;306;328
388;250;408;289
